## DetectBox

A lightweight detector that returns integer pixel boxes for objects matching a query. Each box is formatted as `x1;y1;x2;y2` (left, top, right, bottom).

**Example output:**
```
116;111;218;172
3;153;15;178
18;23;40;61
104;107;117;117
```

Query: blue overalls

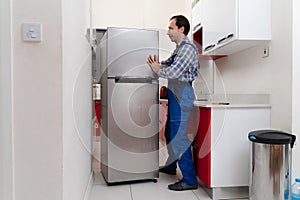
164;80;198;185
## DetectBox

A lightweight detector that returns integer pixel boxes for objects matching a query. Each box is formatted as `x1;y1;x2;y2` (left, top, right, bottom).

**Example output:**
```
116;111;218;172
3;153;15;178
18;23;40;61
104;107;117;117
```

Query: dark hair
170;15;190;35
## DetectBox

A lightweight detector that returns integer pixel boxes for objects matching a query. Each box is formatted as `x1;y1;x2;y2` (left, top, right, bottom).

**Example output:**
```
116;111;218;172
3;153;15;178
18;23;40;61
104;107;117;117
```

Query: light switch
22;23;42;42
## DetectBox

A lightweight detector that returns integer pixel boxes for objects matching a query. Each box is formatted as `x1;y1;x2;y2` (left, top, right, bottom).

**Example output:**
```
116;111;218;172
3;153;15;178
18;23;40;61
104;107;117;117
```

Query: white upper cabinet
192;0;271;56
191;0;204;34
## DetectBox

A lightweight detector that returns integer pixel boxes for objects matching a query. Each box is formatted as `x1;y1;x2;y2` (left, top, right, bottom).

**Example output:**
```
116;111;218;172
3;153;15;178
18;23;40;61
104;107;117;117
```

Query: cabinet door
202;0;237;53
210;107;270;187
238;0;271;40
194;107;211;187
213;0;237;48
191;0;204;34
202;0;220;53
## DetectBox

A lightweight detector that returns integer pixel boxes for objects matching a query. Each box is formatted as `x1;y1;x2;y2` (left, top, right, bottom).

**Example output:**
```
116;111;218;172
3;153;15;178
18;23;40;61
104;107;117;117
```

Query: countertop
194;94;271;108
160;93;272;108
160;99;271;108
193;101;271;108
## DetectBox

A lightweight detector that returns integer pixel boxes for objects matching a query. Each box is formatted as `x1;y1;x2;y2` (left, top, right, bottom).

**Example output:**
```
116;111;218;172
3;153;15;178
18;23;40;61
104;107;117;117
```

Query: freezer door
103;78;159;182
106;27;159;77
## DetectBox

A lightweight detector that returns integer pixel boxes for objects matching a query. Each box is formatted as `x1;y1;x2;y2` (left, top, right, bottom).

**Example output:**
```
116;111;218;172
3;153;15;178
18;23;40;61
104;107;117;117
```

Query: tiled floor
90;137;248;200
90;171;211;200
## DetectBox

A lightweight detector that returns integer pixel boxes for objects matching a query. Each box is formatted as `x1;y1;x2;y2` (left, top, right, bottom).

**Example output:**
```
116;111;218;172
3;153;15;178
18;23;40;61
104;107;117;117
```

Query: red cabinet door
194;107;211;187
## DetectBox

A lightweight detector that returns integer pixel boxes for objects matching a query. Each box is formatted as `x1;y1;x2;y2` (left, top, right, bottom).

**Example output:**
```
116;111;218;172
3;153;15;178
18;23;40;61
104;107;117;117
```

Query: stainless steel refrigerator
100;27;159;183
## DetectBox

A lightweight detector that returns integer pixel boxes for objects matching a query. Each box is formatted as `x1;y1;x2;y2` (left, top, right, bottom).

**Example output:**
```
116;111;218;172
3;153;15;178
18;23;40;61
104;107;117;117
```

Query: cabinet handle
193;23;202;31
204;44;215;52
217;36;227;45
217;33;234;45
227;33;234;39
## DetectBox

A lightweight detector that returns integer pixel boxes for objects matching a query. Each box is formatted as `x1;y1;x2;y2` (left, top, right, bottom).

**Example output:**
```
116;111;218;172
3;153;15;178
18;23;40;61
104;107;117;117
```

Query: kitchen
90;0;298;199
1;0;300;200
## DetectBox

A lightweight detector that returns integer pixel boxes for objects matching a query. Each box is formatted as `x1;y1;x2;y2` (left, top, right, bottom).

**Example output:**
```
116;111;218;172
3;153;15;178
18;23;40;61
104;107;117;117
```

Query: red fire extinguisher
160;86;168;99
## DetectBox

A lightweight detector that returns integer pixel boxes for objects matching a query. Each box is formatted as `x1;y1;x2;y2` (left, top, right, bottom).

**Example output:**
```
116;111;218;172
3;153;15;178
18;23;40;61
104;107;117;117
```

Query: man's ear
179;26;185;34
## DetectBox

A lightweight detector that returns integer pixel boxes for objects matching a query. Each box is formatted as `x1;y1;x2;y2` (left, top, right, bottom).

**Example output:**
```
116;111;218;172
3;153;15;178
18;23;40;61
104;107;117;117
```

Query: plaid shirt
158;36;200;82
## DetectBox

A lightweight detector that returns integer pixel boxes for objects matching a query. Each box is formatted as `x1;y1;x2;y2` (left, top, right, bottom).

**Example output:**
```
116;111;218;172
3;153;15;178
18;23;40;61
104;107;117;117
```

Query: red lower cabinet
193;107;211;187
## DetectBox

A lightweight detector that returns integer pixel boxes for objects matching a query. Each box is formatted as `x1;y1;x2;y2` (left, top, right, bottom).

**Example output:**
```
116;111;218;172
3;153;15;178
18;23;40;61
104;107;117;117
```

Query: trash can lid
248;130;296;148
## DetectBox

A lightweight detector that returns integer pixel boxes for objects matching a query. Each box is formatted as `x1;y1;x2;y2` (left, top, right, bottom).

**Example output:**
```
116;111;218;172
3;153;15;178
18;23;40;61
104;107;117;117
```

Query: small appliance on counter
160;86;168;99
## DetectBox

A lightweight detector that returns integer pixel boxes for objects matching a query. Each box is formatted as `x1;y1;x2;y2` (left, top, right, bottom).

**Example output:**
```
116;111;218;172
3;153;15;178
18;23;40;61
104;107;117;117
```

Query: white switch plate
22;23;42;42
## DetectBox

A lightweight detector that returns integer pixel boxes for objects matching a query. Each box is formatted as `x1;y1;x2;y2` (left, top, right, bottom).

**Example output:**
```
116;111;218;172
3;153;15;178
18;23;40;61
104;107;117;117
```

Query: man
147;15;200;191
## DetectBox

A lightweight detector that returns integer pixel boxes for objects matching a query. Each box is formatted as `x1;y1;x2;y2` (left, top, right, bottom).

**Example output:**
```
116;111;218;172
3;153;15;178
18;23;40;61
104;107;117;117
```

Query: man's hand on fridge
147;55;161;73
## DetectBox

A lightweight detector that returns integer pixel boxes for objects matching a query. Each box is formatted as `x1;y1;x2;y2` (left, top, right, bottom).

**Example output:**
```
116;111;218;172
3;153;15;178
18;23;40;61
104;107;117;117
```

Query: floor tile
89;184;132;200
131;181;199;200
192;187;212;200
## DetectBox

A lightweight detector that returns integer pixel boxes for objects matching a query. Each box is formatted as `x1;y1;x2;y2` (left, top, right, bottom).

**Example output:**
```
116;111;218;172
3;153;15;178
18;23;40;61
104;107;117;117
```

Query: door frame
0;0;13;199
292;0;300;180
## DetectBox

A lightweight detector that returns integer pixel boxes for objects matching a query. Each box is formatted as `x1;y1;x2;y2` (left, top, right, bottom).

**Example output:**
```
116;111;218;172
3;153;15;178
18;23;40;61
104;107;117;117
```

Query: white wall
12;0;63;199
62;0;93;199
3;0;92;199
292;0;300;180
0;0;13;199
92;0;192;30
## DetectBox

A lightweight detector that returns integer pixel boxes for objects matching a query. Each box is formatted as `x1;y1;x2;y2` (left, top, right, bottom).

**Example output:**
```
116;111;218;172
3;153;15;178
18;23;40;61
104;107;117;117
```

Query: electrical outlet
263;47;269;58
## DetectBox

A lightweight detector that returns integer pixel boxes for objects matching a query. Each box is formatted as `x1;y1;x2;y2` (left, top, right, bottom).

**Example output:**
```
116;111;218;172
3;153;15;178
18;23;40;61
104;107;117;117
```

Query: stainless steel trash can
248;130;296;200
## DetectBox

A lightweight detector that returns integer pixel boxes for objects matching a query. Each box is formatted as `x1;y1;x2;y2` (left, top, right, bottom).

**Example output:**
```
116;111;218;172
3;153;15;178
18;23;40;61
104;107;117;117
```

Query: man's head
167;15;190;44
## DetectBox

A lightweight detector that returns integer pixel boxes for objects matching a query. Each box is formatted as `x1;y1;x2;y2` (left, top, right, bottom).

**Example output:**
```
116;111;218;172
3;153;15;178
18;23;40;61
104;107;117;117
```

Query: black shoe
159;166;176;175
168;180;198;191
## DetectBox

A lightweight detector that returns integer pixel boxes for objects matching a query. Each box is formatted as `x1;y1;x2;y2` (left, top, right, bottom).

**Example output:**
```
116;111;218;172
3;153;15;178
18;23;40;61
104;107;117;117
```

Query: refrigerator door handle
113;76;157;84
